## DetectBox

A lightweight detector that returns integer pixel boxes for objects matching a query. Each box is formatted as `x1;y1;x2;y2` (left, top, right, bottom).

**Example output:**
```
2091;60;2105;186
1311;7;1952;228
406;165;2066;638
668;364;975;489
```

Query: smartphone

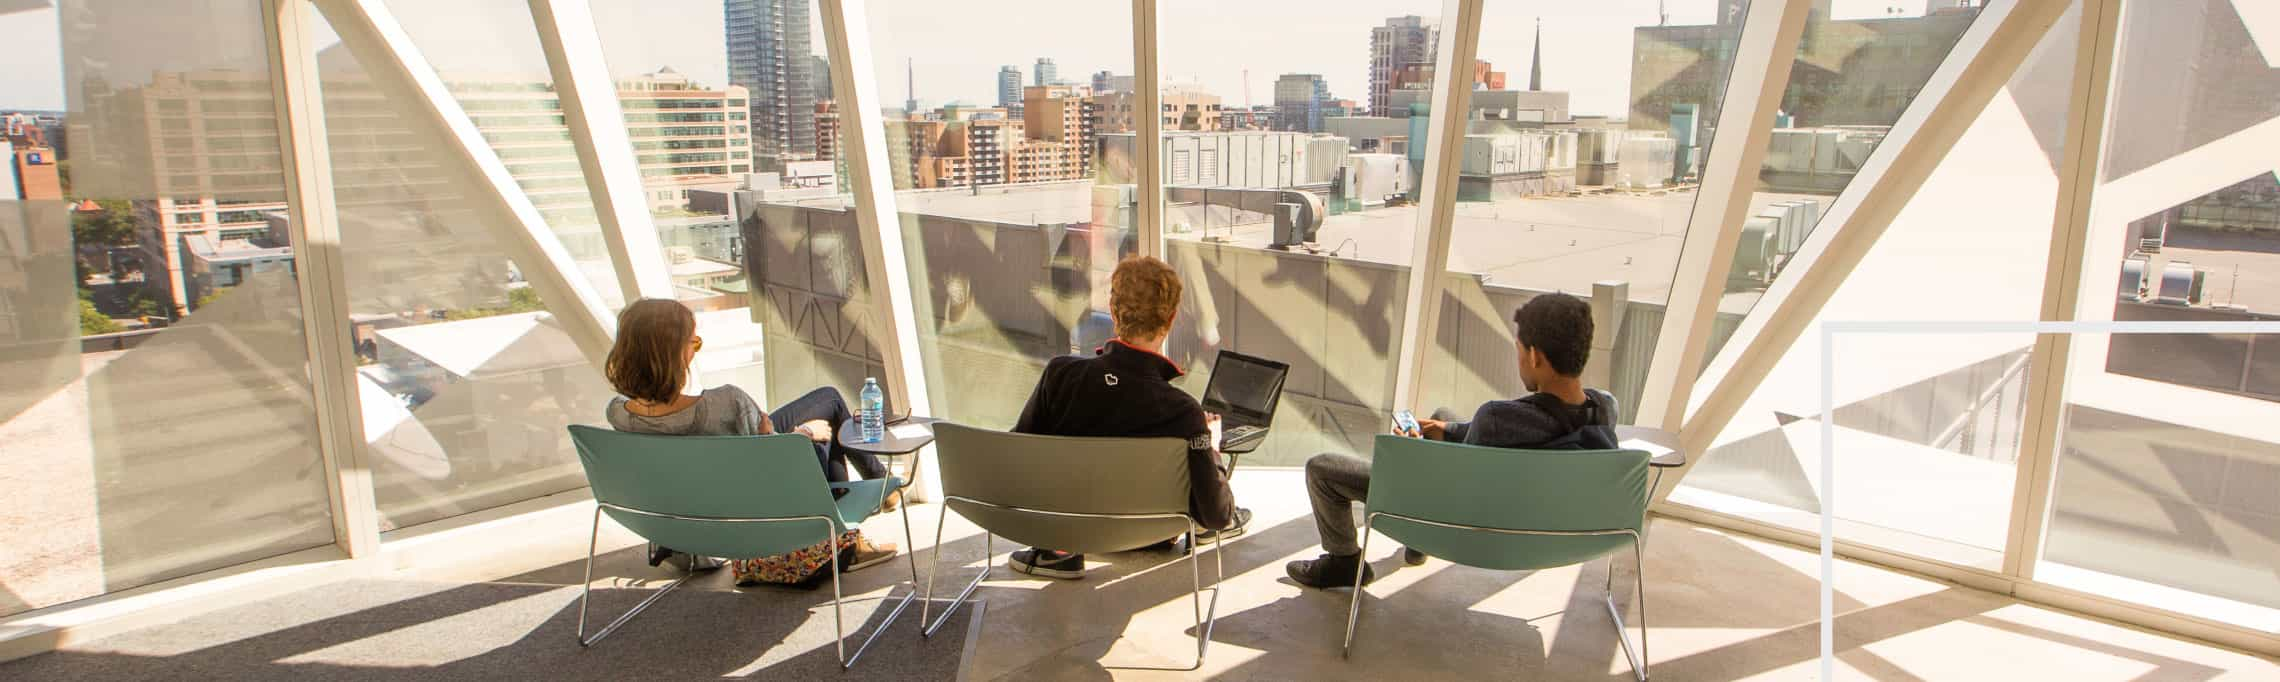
1393;409;1420;436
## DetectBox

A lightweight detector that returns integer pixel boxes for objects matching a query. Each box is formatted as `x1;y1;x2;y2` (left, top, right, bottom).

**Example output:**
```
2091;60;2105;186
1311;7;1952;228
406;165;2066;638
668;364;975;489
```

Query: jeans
1304;452;1374;557
769;386;888;483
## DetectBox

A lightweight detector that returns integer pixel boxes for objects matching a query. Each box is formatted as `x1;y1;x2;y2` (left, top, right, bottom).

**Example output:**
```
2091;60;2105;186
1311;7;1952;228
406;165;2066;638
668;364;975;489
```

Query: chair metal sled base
919;498;1225;671
1341;513;1650;681
574;500;925;670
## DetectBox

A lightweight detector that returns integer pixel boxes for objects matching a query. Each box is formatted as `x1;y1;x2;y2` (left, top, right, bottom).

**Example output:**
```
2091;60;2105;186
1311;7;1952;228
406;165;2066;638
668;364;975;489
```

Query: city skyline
5;0;1953;119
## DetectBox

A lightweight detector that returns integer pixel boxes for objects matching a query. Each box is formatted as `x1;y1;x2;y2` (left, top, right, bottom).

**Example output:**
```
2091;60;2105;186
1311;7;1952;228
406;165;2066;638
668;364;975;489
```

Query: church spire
1529;18;1543;92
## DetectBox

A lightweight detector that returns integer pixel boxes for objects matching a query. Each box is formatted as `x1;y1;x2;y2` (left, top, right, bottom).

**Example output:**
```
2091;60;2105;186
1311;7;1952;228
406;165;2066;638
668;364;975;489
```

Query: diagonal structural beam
816;0;938;500
1661;0;2074;502
312;0;618;370
1389;0;1485;413
2002;0;2122;582
1632;0;1815;432
528;0;676;305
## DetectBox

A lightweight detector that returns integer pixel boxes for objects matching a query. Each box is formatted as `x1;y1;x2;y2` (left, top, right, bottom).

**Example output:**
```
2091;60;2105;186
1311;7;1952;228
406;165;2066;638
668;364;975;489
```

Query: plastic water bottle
859;378;885;444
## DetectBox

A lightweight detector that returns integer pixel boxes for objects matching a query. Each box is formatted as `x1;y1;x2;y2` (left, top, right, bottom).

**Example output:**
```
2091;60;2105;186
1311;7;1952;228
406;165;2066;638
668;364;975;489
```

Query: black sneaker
1286;552;1376;590
647;543;677;567
1403;547;1428;566
1008;548;1086;579
1192;508;1254;545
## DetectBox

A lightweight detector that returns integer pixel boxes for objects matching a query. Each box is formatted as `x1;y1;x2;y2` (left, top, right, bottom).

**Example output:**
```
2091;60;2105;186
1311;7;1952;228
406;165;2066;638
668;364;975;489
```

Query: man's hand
797;419;833;443
1417;419;1446;441
1203;412;1224;452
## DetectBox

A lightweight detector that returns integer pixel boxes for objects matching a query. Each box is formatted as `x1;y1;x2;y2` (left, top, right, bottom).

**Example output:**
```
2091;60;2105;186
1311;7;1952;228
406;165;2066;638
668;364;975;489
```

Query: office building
810;54;833;102
1381;88;1571;122
1273;73;1331;133
8;2;2278;680
1032;57;1057;87
1093;85;1221;134
1389;59;1506;92
996;65;1022;108
725;0;817;169
1369;15;1438;117
1090;70;1134;94
2;121;60;200
1218;104;1275;131
1021;84;1095;180
813;100;840;162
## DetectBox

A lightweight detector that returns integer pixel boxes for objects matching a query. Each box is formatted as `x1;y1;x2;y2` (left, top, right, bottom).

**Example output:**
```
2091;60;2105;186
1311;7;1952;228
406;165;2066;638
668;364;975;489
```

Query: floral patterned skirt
730;529;865;585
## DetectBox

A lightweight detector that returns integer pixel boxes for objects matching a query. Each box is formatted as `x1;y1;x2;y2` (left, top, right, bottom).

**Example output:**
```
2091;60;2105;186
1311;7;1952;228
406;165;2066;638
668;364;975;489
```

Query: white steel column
2002;0;2122;580
1631;0;1812;432
312;0;619;370
817;0;939;499
1388;0;1483;412
1663;0;2071;501
262;0;381;558
528;0;676;304
1130;0;1163;256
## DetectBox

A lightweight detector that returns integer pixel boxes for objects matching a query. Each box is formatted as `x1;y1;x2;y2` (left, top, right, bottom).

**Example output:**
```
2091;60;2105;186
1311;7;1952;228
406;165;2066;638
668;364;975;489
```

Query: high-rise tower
725;0;817;168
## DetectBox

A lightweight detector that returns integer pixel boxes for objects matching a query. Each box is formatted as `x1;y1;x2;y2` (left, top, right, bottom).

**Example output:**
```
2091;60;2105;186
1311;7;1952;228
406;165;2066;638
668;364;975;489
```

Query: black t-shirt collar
1097;338;1186;380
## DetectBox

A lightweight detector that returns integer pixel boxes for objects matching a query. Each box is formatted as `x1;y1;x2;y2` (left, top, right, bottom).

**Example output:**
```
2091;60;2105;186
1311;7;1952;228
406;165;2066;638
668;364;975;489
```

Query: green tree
504;286;544;313
71;199;138;248
79;299;122;335
442;287;548;321
128;289;169;319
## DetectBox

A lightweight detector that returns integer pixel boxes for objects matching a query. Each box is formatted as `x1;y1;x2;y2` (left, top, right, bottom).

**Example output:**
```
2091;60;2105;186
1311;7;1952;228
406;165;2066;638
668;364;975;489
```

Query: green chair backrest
568;425;847;561
1366;434;1648;571
931;423;1193;554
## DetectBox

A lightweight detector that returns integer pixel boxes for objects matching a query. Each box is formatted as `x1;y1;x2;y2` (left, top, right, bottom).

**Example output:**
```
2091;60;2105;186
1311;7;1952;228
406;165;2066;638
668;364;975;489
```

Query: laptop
1200;350;1290;454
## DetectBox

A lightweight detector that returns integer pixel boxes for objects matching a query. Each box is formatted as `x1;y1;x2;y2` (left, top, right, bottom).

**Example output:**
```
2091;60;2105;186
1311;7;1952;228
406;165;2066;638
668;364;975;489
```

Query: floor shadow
0;543;978;680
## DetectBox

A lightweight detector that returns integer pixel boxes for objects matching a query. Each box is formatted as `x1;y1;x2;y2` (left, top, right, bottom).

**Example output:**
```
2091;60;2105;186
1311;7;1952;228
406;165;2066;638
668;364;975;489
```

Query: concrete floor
12;469;2277;680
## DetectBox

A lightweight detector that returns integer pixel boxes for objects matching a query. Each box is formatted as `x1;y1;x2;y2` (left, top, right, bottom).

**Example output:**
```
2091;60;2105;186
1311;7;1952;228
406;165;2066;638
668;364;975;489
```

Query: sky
2;0;1939;118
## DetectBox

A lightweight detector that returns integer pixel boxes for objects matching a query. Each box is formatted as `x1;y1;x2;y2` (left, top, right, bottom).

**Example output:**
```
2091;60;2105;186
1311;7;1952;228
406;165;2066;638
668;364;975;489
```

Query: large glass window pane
381;0;619;309
1420;1;1744;426
0;1;335;616
1704;1;1985;363
863;1;1134;429
590;2;783;403
310;5;613;529
2040;0;2280;628
1670;2;2082;570
1155;5;1444;464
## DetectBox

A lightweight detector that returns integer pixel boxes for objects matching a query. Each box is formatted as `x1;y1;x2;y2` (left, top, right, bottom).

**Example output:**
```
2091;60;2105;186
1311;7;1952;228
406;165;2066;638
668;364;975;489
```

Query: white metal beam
1661;0;2072;502
1632;0;1813;432
816;0;938;500
311;0;619;370
2002;0;2122;581
1390;0;1484;413
527;0;676;305
261;0;380;558
1131;0;1163;257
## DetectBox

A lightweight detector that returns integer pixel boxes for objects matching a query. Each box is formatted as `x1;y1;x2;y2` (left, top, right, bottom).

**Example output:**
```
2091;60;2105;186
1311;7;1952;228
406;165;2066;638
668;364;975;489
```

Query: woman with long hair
603;298;896;587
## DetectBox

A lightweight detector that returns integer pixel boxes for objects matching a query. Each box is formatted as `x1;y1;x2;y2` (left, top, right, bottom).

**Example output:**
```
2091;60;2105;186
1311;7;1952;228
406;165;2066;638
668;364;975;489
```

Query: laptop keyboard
1223;425;1263;443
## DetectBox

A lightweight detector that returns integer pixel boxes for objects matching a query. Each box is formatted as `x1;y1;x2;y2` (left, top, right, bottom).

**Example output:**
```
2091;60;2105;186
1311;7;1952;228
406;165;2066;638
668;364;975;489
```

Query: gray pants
1304;452;1373;557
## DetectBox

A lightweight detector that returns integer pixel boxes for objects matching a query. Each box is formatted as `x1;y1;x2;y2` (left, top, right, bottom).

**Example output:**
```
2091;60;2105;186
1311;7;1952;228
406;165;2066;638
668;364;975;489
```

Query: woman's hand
796;419;833;443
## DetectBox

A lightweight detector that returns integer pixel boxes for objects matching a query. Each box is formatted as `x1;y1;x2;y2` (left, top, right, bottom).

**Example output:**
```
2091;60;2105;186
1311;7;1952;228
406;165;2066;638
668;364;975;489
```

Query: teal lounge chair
566;425;917;669
1344;434;1653;680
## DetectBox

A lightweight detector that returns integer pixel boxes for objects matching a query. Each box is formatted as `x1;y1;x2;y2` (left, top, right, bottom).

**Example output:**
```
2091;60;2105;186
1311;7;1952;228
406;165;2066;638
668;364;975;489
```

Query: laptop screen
1202;351;1288;423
